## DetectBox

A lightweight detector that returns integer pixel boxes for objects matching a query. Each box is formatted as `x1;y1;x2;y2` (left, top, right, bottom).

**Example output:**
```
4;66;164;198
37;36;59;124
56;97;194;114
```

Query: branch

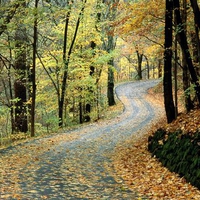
36;52;60;96
67;0;87;61
142;35;164;48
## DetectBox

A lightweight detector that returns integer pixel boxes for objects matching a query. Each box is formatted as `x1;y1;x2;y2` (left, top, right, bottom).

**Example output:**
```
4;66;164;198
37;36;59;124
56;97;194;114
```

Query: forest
0;0;200;144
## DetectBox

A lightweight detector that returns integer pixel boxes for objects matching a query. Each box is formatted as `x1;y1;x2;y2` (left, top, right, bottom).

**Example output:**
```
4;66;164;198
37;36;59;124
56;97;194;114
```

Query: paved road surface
0;80;161;199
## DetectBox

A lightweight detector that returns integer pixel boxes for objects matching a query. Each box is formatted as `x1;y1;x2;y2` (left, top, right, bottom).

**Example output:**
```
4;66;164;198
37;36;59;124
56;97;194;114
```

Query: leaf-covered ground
112;86;200;199
0;80;162;199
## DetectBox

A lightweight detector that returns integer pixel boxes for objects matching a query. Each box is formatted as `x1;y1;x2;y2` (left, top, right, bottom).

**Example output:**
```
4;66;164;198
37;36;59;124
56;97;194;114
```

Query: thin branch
142;35;164;48
36;52;59;96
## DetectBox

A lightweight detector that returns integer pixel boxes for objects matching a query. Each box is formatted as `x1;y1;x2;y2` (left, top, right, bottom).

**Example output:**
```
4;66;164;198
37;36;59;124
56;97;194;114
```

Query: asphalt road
0;80;161;199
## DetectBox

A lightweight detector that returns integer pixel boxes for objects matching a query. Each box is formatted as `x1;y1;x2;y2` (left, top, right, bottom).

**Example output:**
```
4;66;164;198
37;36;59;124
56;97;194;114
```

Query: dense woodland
0;0;200;143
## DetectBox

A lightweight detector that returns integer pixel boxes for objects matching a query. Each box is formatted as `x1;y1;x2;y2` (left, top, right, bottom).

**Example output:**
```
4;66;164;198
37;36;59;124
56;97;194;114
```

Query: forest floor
113;83;200;199
0;80;162;199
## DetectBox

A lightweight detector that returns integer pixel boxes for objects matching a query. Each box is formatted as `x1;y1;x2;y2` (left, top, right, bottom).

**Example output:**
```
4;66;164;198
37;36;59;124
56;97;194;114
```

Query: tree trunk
8;49;15;133
136;50;143;80
101;0;119;107
163;0;175;123
79;102;83;124
144;54;149;79
107;59;115;106
190;0;200;75
182;55;194;111
181;0;194;112
190;0;200;29
14;2;28;132
191;29;200;76
107;35;116;106
30;0;38;137
174;35;178;118
158;59;162;78
174;0;200;105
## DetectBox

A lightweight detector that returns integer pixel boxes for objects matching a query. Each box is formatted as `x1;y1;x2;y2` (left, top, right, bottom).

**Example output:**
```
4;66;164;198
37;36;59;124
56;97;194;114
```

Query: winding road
0;80;162;199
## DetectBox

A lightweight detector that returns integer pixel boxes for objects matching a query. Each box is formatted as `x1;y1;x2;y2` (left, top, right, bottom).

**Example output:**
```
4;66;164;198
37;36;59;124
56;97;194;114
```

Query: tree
136;48;143;80
178;0;194;112
163;0;175;123
0;1;28;133
143;54;150;79
100;0;120;106
30;0;39;137
60;0;87;127
174;0;200;105
115;0;165;81
14;1;28;132
190;0;200;76
37;0;88;127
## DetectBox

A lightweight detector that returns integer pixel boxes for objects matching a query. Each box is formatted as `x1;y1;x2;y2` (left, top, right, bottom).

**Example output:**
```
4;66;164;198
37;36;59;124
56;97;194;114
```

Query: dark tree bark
182;54;194;111
14;74;28;133
30;0;39;137
79;102;83;124
107;35;116;106
163;0;175;123
158;59;162;78
174;0;200;105
107;59;115;106
174;34;178;118
136;50;143;80
191;31;200;76
14;1;28;132
190;0;200;29
190;0;200;76
179;0;194;112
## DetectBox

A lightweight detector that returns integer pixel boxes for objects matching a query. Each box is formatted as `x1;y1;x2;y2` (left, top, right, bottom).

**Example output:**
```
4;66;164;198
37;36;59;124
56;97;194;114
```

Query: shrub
148;129;200;189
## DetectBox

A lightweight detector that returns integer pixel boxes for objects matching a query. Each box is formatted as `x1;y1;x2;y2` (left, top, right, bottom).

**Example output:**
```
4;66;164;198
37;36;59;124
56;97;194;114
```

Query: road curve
0;80;161;199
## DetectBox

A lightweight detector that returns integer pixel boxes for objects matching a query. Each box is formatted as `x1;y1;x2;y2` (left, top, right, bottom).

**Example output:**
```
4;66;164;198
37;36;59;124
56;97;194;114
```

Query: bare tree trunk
136;50;143;80
174;34;178;118
107;59;115;106
30;0;38;137
158;59;162;78
79;102;83;124
163;0;175;123
143;54;149;79
8;47;15;133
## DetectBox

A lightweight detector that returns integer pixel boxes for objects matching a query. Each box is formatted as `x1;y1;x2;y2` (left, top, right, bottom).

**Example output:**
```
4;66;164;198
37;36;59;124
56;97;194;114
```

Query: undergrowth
148;128;200;189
